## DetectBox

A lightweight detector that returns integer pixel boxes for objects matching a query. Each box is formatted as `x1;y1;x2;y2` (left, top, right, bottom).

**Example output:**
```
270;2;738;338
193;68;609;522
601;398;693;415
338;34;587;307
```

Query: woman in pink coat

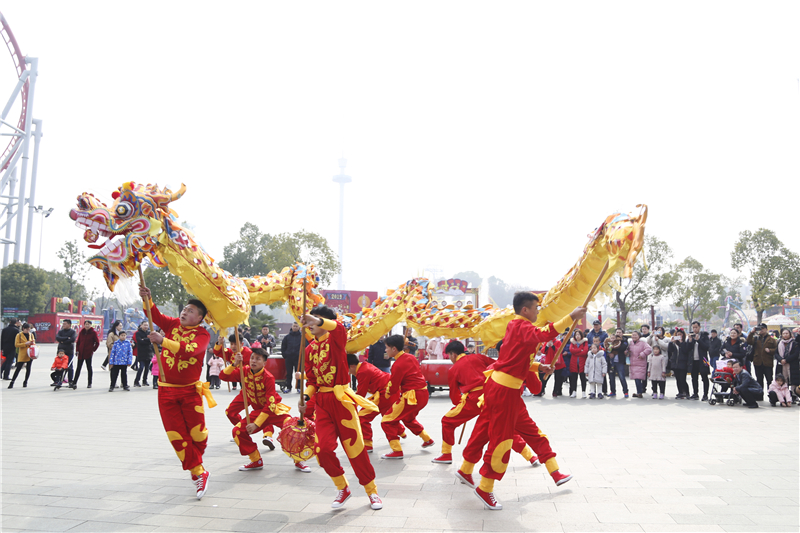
627;331;652;398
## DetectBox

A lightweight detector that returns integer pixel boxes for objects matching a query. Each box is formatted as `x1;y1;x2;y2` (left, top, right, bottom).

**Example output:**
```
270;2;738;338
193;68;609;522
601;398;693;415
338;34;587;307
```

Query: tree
731;228;800;324
249;308;276;332
43;270;89;313
671;257;725;323
143;266;191;316
613;236;676;329
264;231;340;287
219;222;271;278
56;240;89;300
0;263;49;317
452;271;482;288
220;224;341;287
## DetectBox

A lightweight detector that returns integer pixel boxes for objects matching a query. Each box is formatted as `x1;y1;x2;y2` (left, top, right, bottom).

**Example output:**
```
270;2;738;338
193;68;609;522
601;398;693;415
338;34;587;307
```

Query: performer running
299;306;383;510
346;353;406;454
469;291;584;510
433;340;540;466
221;347;311;473
380;334;434;459
138;285;214;499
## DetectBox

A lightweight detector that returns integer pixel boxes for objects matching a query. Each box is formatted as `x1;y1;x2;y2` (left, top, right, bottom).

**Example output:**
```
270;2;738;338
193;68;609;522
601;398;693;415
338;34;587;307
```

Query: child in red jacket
50;349;69;390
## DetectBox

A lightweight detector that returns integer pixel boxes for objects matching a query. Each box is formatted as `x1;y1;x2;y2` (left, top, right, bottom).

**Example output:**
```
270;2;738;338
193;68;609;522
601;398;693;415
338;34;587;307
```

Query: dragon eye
115;201;134;218
78;197;90;210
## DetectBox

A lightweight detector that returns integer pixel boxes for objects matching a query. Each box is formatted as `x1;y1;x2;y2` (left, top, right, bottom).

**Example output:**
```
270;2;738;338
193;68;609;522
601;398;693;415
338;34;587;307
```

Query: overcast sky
2;2;798;305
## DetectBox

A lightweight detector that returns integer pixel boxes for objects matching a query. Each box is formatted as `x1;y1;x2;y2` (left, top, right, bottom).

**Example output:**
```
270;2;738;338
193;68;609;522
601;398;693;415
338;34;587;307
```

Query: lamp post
332;158;352;290
33;205;53;268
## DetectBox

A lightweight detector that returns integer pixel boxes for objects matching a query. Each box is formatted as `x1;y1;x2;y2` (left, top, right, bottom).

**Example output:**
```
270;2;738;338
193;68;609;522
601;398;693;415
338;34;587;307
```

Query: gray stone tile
0;515;85;532
563;524;643;532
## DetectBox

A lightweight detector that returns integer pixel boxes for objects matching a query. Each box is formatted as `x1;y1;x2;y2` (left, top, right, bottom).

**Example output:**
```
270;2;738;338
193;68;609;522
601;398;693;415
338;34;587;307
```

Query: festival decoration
277;416;317;463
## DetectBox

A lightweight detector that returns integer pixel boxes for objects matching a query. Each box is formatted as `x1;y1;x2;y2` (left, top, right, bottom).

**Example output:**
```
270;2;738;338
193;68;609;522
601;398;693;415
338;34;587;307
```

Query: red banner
321;290;379;315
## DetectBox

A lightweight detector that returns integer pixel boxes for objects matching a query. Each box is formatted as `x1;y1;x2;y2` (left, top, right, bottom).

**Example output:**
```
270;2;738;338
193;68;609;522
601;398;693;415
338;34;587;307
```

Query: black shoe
134;382;141;387
701;395;708;401
8;382;13;389
770;402;777;407
22;382;27;388
142;382;149;387
123;386;130;391
690;394;699;400
109;387;114;392
747;403;759;409
87;384;92;389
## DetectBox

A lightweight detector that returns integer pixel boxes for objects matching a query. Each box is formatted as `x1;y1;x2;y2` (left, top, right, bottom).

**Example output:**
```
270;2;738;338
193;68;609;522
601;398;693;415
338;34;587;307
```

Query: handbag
28;344;40;360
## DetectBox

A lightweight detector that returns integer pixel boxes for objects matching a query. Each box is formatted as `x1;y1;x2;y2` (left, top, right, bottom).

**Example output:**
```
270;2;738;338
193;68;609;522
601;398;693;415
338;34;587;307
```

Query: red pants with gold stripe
226;392;275;436
441;390;484;447
359;394;405;445
477;379;556;481
158;386;208;472
233;411;291;457
315;391;376;488
381;388;429;440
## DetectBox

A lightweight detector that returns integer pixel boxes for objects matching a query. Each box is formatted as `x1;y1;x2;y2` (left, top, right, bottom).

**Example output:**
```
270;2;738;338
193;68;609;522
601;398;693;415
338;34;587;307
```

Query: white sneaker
294;461;311;473
522;388;532;397
569;392;576;398
582;392;586;398
369;493;383;510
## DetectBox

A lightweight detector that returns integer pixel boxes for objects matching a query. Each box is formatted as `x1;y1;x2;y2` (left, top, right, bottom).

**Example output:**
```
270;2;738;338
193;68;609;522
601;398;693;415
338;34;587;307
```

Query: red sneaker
530;457;541;467
475;487;502;510
369;493;383;510
294;461;311;473
192;471;210;499
331;485;351;509
238;459;263;471
432;453;452;464
421;439;435;448
381;450;404;460
455;469;476;489
552;470;573;486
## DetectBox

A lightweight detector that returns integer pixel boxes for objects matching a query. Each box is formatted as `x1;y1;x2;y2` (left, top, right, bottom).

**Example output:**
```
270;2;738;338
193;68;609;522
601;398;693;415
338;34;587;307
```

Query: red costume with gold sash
354;361;403;449
149;303;213;475
220;363;291;462
381;351;432;452
304;318;379;496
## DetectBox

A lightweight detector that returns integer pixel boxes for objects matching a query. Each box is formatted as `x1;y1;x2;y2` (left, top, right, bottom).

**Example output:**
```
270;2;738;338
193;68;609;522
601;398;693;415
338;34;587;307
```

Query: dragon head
69;181;186;290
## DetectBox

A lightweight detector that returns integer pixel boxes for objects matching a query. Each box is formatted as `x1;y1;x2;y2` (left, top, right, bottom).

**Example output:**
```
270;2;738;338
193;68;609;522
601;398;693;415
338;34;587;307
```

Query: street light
33;205;53;268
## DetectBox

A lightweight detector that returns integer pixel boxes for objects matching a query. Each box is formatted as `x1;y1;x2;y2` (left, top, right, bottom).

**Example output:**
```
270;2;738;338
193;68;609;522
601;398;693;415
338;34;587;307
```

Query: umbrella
765;314;798;327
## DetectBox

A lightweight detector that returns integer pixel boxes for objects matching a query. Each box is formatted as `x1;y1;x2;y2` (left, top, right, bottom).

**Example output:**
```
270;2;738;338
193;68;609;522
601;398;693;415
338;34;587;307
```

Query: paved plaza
2;343;798;533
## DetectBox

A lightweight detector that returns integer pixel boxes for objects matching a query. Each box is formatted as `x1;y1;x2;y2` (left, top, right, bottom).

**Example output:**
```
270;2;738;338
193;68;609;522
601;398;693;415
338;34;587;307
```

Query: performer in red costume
380;334;434;459
139;285;214;500
221;348;310;473
346;353;406;454
433;340;540;467
299;306;383;510
470;291;584;510
213;336;276;450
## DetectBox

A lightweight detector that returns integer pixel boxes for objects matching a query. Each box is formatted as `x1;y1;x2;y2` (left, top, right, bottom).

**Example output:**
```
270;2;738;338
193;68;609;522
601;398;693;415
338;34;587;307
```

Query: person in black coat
708;329;723;377
721;329;748;365
134;321;155;387
775;328;799;398
55;319;78;383
731;360;763;408
607;329;629;397
686;322;711;400
1;318;21;380
367;337;391;373
280;323;302;392
668;331;690;399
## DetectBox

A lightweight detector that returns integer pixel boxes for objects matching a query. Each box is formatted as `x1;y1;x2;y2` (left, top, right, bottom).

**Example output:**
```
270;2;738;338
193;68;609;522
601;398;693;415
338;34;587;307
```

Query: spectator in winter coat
539;338;564;397
150;353;160;389
55;319;78;383
767;374;791;407
721;329;747;366
731;360;762;408
586;320;608;350
607;329;629;398
102;321;123;371
672;330;694;399
686;322;711;401
747;324;778;390
72;321;100;389
280;323;302;392
134;321;155;387
708;329;723;378
585;345;607;399
50;349;70;389
207;353;225;389
108;330;133;392
627;331;652;398
367;337;391;373
775;329;799;393
567;331;589;398
647;345;668;399
1;318;21;380
647;326;669;355
257;325;275;354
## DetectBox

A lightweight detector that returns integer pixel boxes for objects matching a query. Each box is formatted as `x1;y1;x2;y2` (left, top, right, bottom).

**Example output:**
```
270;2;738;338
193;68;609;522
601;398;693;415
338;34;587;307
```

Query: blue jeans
609;362;628;394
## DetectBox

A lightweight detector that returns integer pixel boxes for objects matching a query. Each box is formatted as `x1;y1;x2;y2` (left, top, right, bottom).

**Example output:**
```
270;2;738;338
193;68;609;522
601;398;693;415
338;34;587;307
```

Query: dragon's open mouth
70;209;131;262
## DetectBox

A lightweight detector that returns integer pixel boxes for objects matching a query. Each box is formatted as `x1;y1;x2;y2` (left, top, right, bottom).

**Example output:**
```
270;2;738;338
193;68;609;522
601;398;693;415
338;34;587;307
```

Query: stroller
708;360;740;406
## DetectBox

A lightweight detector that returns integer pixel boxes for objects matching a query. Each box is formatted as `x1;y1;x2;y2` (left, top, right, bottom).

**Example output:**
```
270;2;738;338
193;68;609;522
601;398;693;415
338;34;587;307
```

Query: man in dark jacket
607;328;629;398
731;360;762;408
280;322;302;392
134;321;155;387
367;337;391;373
686;321;711;401
1;318;21;380
258;325;276;355
55;319;78;384
708;329;722;377
747;324;778;390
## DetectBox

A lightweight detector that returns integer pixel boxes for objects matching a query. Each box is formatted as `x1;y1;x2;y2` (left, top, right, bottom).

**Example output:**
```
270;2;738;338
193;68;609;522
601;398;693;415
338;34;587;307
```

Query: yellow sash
318;384;378;413
157;380;217;408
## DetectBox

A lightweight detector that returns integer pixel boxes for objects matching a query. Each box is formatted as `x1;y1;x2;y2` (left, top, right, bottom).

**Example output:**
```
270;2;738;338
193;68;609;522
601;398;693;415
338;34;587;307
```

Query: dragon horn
166;183;187;202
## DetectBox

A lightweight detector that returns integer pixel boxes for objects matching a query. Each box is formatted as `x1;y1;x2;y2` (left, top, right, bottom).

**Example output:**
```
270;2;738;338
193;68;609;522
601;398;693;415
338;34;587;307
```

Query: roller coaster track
0;11;28;172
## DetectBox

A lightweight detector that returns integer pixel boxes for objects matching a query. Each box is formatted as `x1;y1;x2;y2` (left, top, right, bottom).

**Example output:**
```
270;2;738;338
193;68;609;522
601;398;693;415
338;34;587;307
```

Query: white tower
332;157;351;290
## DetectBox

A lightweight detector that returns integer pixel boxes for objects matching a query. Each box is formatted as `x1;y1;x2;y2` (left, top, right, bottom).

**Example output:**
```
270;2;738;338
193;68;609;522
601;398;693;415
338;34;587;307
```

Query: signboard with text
321;290;379;315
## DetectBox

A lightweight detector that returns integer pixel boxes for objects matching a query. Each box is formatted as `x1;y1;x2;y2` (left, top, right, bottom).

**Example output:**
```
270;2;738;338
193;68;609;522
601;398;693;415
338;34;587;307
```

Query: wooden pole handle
138;266;165;382
297;275;308;426
234;327;250;425
545;260;610;378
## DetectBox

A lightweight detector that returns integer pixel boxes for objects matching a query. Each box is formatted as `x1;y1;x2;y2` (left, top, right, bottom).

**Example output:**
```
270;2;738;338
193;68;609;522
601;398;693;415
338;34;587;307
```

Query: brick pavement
2;343;798;532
